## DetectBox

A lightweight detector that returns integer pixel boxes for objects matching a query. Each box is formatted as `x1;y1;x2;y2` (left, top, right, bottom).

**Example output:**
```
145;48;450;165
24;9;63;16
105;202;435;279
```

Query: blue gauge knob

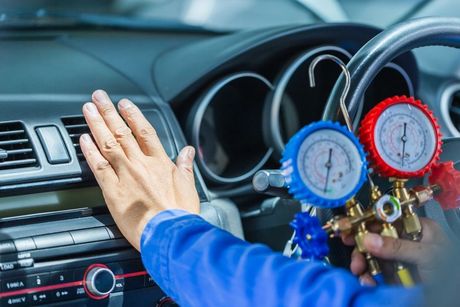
290;212;329;261
281;121;367;208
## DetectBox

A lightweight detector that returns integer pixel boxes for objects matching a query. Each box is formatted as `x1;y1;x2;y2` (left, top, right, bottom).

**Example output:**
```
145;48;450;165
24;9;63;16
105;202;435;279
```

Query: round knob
429;161;460;210
84;265;116;299
290;212;329;261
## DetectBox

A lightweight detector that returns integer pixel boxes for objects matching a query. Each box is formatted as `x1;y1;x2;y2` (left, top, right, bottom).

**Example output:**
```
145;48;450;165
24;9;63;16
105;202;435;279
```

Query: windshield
1;0;457;31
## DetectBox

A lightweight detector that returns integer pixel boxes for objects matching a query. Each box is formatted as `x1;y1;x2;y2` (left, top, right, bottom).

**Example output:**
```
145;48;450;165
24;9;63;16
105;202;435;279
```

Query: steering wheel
318;17;460;258
323;17;460;123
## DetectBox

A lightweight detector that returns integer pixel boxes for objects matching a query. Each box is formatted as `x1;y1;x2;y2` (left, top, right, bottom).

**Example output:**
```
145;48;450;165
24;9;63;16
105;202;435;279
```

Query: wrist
139;209;194;249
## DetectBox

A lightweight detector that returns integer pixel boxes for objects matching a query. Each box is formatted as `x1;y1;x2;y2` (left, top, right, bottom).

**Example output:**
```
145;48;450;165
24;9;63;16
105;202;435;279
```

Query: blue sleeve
140;210;423;307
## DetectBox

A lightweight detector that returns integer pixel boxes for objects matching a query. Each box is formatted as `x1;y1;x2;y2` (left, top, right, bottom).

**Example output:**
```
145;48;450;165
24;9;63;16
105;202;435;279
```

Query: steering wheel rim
322;17;460;125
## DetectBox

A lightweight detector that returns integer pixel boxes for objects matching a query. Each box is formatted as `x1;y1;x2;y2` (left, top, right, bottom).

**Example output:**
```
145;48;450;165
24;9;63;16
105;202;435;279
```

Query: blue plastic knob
290;212;329;261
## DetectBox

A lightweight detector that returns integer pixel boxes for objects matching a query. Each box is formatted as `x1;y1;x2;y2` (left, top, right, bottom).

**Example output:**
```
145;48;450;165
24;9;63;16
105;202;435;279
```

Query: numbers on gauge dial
374;103;437;172
297;129;364;200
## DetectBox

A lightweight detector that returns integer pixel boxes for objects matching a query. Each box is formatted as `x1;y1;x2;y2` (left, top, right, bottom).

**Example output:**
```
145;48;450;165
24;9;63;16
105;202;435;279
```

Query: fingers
83;102;128;169
359;273;376;286
176;146;195;181
419;217;448;245
92;90;142;158
118;99;168;158
79;133;117;186
350;248;367;276
341;233;355;246
363;233;431;265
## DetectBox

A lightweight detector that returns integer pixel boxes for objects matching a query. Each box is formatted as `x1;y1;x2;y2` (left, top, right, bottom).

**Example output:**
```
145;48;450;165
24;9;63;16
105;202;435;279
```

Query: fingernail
93;90;108;104
81;134;91;143
85;103;99;115
364;233;383;250
359;276;375;287
186;147;195;160
118;99;132;109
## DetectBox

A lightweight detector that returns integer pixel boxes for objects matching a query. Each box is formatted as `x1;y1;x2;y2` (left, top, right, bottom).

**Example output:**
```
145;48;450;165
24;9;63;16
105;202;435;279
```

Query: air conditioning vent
448;90;460;133
62;116;90;161
0;122;38;170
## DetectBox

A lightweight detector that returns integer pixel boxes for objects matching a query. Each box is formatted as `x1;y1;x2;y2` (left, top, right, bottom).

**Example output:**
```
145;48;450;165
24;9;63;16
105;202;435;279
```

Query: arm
141;210;422;307
80;90;425;307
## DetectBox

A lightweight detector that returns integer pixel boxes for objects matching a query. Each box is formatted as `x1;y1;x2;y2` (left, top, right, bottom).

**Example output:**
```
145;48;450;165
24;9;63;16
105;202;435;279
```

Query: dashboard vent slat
0;129;25;136
0;139;29;146
62;116;90;161
0;159;38;168
0;122;38;171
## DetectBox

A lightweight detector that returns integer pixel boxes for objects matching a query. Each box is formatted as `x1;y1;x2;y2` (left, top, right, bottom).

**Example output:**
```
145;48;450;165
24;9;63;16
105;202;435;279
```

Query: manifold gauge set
267;55;460;287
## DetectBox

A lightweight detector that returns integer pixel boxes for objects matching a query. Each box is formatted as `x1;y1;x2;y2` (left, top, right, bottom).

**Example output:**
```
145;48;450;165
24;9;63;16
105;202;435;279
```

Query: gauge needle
401;122;407;167
324;148;333;193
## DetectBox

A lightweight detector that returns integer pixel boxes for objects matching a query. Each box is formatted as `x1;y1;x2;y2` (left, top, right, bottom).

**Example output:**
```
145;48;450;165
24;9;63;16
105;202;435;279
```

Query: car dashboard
0;22;428;306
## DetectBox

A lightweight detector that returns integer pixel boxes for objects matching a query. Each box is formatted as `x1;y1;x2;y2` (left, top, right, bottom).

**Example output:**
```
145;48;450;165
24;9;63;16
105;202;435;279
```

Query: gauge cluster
184;46;415;189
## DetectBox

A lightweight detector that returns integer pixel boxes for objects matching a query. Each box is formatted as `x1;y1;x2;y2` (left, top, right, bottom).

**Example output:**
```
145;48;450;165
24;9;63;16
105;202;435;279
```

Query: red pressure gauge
359;96;442;178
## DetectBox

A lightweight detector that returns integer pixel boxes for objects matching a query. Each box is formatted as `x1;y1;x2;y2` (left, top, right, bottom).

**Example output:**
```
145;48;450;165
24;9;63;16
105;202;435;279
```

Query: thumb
363;232;429;265
176;146;195;179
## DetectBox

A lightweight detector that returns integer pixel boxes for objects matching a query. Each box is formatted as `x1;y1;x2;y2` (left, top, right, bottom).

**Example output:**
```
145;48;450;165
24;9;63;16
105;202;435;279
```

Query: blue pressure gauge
281;121;367;208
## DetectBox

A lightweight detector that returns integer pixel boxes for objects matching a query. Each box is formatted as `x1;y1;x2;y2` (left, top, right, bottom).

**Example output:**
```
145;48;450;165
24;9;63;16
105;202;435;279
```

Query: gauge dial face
374;103;437;173
296;129;364;200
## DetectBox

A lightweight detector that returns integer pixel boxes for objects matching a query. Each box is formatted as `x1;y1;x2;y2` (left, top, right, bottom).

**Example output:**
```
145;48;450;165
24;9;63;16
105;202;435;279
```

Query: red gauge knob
429;161;460;210
359;96;442;178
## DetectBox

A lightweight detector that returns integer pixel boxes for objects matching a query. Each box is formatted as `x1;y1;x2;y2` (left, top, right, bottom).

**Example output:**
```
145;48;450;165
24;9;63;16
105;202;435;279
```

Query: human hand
343;218;448;285
80;90;200;251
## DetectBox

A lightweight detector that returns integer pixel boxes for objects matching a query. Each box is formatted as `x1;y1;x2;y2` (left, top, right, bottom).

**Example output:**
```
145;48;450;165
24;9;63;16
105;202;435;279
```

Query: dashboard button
125;276;145;291
49;287;74;301
70;227;110;244
13;238;36;252
26;273;49;288
1;294;28;306
36;126;70;164
33;232;74;249
48;271;73;285
0;240;16;254
29;292;51;305
121;260;144;273
72;285;87;298
17;258;34;268
0;261;18;272
1;277;27;292
112;279;125;293
73;268;86;281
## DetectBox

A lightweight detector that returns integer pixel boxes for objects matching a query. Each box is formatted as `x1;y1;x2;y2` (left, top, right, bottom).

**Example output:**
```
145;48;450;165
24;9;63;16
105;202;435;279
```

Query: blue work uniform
141;210;423;307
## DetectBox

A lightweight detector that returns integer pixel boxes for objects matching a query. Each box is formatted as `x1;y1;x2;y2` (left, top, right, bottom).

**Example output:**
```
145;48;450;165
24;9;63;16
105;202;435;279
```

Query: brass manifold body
321;180;440;285
323;181;439;239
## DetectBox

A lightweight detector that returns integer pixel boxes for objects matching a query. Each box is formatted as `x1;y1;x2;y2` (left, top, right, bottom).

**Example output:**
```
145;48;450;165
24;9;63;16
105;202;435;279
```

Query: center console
0;210;174;306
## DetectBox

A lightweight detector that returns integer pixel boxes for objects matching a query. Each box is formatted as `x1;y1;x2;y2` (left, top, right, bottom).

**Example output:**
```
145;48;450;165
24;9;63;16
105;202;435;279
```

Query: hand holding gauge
276;53;460;286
